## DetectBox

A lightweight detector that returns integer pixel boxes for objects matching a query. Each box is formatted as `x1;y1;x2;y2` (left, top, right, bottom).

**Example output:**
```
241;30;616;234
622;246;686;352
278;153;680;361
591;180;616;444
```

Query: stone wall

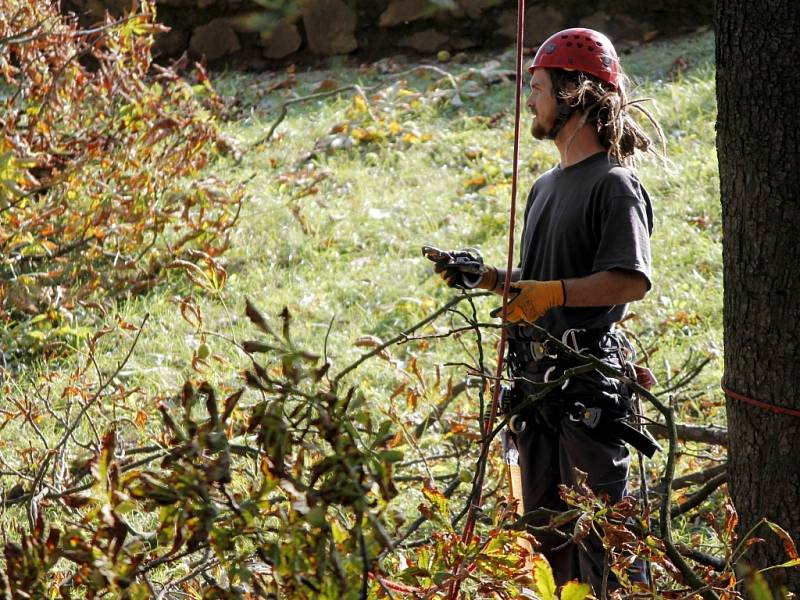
65;0;712;68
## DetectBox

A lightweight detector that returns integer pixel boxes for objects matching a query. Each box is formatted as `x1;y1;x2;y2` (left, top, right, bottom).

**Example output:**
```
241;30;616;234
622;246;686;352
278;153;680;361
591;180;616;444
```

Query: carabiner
544;365;570;390
508;414;527;434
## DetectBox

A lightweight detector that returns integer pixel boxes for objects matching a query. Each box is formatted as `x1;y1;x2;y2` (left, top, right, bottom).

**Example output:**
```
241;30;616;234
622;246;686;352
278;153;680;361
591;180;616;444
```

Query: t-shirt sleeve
591;179;654;289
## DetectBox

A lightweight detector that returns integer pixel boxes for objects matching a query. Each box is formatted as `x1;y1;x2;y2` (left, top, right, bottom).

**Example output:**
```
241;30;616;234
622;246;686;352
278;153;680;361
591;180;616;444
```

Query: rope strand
721;381;800;418
447;1;525;597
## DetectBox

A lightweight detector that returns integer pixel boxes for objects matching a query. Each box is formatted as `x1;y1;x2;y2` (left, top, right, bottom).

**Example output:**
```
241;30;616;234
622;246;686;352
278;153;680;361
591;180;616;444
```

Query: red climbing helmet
529;28;620;88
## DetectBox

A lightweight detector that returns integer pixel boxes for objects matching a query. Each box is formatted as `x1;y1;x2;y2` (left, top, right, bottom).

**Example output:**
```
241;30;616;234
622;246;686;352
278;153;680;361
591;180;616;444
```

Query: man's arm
483;268;522;294
495;268;649;323
563;268;649;306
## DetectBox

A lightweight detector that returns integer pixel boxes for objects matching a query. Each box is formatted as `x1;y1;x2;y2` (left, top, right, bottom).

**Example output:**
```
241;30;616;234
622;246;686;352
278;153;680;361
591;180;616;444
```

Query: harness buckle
569;402;603;428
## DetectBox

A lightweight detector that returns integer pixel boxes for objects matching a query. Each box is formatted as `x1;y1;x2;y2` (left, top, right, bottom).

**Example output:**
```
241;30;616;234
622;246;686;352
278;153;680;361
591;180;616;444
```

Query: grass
0;29;729;590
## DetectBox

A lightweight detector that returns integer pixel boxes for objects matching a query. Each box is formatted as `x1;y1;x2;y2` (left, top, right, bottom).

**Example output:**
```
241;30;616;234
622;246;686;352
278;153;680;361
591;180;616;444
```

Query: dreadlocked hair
549;69;666;167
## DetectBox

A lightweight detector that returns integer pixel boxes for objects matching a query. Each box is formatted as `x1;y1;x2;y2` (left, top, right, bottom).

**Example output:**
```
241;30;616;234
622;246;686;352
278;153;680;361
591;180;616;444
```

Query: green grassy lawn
0;30;728;590
168;31;722;412
102;31;721;394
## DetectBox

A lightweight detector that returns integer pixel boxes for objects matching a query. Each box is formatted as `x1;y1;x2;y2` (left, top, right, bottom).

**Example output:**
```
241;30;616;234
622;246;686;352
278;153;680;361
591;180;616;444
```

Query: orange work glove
492;280;565;323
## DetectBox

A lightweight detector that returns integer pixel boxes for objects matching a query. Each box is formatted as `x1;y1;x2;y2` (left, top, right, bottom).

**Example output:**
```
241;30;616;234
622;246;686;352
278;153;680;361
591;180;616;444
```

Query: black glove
422;246;486;289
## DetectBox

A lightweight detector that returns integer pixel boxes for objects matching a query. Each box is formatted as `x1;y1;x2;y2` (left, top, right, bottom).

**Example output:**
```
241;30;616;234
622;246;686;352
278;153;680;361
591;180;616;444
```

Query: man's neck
555;114;605;168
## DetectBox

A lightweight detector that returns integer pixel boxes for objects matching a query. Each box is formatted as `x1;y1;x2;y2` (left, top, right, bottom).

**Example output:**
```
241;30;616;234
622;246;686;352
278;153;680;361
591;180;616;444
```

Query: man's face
527;69;557;140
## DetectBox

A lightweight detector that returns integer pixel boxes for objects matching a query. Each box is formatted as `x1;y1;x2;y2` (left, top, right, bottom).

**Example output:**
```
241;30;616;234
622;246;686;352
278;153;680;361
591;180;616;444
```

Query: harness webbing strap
447;1;526;598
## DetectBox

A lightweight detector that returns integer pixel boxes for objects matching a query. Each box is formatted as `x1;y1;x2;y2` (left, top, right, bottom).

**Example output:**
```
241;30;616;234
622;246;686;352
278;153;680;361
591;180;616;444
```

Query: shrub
0;0;242;358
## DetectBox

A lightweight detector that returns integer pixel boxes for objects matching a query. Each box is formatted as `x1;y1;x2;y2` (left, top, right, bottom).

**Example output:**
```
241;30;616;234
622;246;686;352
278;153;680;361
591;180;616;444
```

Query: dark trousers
517;416;636;593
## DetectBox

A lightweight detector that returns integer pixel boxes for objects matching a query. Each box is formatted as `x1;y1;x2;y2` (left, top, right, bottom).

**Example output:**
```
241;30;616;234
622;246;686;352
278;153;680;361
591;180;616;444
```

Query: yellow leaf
560;580;591;600
531;554;556;600
352;94;367;112
463;174;486;188
355;335;384;348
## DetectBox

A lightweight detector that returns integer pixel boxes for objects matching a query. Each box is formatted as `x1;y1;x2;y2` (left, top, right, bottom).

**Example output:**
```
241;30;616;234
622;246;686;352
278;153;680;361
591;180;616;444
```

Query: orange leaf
765;521;798;560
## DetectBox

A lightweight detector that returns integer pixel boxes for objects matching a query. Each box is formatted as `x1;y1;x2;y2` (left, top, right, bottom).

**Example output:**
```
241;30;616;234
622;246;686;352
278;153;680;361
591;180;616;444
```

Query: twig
389;65;459;89
394;472;457;483
399;322;500;343
0;15;138;48
657;356;712;395
670;471;728;518
334;293;489;385
397;452;461;468
54;315;150;452
155;558;220;599
413;380;469;439
377;475;462;561
662;463;727;492
21;319;147;523
655;394;718;600
252;85;375;147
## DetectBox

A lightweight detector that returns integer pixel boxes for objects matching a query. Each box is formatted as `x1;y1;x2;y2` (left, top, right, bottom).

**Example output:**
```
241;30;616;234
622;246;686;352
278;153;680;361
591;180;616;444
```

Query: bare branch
647;422;727;446
253;84;376;147
676;544;728;572
664;463;727;492
670;471;728;519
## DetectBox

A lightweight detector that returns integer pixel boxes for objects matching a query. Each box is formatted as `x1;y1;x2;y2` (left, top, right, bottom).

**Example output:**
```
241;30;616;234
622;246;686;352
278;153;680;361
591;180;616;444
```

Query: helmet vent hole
588;47;594;52
561;35;568;39
595;41;603;46
577;43;583;48
565;42;572;47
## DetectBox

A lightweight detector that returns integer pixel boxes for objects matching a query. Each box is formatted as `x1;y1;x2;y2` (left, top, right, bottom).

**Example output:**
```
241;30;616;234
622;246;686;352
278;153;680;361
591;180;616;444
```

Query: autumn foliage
0;0;242;356
1;3;797;599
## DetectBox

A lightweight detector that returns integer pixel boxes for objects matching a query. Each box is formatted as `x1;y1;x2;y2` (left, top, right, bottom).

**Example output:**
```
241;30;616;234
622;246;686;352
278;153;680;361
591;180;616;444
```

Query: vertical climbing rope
447;0;525;597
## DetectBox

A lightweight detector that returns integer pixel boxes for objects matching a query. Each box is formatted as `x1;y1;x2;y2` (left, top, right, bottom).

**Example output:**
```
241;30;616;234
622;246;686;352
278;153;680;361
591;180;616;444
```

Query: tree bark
715;0;800;592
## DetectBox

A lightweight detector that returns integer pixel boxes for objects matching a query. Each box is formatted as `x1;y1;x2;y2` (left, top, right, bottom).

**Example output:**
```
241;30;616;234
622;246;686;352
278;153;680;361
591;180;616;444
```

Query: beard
530;117;549;140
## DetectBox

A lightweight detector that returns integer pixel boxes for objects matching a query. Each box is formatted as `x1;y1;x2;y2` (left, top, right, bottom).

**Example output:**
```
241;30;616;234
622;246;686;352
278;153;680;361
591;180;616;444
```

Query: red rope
721;381;800;418
447;1;526;598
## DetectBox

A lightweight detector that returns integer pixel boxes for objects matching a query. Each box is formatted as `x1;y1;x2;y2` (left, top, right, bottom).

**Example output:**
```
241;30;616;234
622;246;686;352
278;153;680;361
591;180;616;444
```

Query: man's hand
436;262;498;290
492;279;565;323
423;246;497;290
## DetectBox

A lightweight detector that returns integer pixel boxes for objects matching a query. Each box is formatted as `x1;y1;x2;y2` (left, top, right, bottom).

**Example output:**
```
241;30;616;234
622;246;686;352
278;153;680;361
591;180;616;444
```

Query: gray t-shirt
516;151;653;338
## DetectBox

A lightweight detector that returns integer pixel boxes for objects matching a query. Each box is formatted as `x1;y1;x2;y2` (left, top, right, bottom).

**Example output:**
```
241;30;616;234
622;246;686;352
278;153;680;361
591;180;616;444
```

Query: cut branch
670;471;728;519
677;544;728;572
647;422;727;446
664;463;727;492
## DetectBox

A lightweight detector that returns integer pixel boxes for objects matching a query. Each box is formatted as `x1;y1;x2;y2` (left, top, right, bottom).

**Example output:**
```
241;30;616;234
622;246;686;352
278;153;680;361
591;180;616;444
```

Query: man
430;28;662;592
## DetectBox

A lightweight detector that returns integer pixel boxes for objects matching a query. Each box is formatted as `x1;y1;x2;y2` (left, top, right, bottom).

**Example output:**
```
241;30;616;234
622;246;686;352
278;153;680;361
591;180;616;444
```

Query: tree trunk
715;0;800;591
